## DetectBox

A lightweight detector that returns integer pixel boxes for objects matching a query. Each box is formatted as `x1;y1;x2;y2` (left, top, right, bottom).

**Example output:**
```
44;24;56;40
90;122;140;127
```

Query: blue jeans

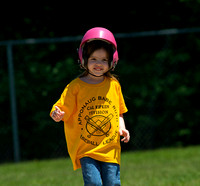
80;157;121;186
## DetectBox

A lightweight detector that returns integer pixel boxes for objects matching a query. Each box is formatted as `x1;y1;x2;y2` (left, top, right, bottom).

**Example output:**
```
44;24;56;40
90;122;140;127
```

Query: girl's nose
95;60;103;65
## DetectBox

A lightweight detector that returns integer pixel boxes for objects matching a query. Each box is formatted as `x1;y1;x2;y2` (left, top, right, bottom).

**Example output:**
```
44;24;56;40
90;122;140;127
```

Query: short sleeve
50;83;77;121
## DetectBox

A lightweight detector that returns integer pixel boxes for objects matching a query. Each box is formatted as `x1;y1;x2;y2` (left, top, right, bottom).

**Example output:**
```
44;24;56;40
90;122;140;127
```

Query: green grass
0;146;200;186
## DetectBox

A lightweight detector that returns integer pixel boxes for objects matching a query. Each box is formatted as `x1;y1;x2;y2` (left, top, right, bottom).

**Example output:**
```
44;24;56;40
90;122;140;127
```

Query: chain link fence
0;28;199;163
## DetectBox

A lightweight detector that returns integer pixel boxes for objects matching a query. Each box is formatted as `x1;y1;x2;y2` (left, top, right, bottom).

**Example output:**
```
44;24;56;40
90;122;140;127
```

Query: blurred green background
0;1;200;163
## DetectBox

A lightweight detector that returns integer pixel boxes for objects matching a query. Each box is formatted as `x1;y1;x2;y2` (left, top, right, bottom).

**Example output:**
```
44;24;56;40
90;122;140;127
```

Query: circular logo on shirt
85;114;113;138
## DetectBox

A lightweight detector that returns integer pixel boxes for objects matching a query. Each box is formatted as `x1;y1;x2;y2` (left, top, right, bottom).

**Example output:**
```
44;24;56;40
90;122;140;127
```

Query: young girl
50;27;130;185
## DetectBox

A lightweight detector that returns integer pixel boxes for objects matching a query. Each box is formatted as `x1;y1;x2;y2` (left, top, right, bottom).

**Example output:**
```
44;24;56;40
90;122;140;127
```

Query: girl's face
87;48;109;77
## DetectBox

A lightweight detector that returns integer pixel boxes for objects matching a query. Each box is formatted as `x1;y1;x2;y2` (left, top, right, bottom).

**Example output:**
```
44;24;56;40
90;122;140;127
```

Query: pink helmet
78;27;119;69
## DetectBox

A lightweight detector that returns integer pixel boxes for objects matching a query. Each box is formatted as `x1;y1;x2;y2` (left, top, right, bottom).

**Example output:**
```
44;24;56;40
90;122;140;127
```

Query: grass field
0;146;200;186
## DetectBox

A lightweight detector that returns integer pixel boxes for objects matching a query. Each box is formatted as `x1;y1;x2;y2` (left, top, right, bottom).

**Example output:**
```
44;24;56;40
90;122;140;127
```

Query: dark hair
80;40;118;80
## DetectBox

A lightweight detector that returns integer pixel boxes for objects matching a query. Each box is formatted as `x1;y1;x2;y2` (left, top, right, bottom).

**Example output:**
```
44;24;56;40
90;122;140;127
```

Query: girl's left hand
119;128;130;143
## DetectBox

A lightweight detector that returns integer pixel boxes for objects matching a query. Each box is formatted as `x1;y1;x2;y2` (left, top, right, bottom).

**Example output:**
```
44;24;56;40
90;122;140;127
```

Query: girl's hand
119;128;130;143
51;106;65;122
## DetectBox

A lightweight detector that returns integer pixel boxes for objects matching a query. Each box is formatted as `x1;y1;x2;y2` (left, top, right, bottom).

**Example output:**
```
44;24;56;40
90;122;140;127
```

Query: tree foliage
0;1;200;161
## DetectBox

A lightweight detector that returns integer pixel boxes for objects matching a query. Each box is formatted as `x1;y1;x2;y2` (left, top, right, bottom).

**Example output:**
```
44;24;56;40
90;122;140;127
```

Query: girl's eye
103;59;108;62
90;58;96;61
89;58;108;62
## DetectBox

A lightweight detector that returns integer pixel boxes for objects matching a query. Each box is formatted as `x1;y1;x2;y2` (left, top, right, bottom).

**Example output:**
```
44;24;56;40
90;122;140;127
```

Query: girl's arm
119;114;130;143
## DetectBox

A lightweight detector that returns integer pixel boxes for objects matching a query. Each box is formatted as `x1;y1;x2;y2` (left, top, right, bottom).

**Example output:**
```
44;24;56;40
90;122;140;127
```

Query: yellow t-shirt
50;77;128;170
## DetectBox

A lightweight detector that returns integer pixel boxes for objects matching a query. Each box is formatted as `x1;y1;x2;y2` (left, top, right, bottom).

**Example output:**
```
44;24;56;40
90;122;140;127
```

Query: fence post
7;43;20;162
